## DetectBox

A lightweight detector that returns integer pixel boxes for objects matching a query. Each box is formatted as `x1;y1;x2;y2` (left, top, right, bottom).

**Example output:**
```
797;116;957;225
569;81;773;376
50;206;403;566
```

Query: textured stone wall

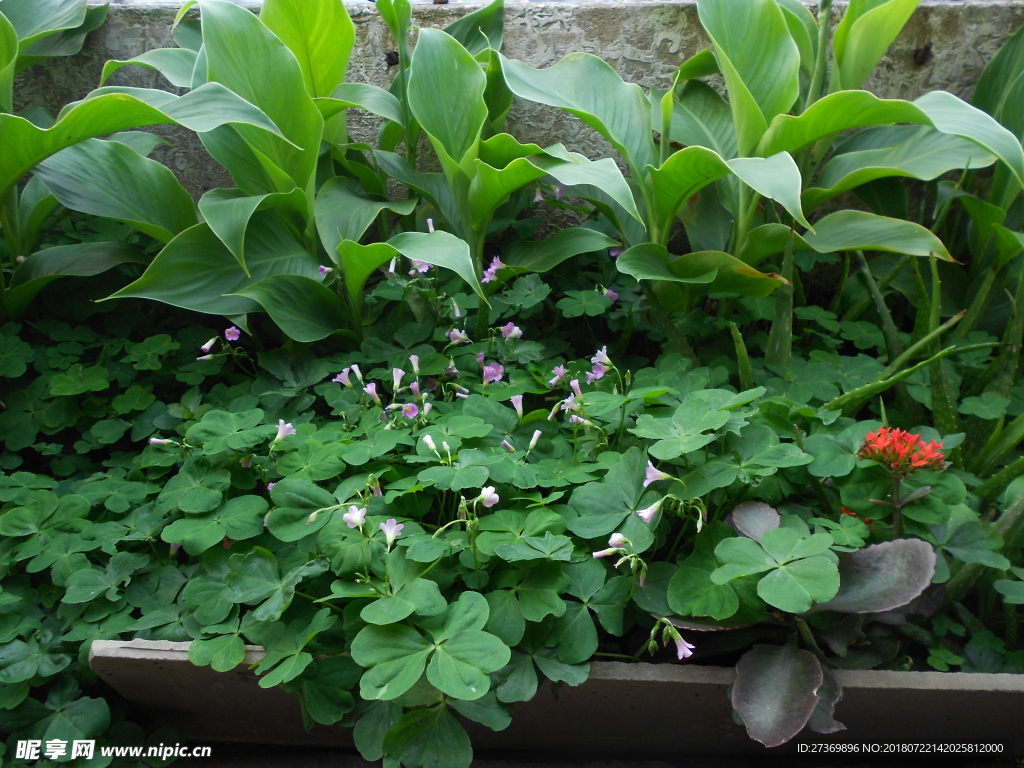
14;1;1024;197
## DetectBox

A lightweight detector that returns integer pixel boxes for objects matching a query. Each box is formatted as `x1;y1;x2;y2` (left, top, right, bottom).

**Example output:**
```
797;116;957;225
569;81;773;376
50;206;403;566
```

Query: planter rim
91;638;1024;691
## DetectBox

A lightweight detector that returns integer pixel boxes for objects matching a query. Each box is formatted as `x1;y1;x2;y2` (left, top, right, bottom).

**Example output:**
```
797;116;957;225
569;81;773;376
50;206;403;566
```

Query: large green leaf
667;80;737;159
669;250;784;298
468;156;546;232
499;52;657;175
200;0;323;192
532;145;642;223
0;0;86;49
233;274;350;342
109;214;320;315
100;48;199;89
503;228;617;273
645;146;732;240
803;126;997;210
0;83;286;197
974;21;1024;140
198;187;308;274
337;240;398;320
727;152;810;229
7;242;146;317
374;151;462;233
16;3;105;72
260;0;354;98
408;29;487;171
696;0;800;155
34;138;196;243
314;84;404;125
617;244;717;285
315;176;416;257
0;10;17;113
833;0;920;91
388;231;486;301
444;0;504;55
802;210;952;260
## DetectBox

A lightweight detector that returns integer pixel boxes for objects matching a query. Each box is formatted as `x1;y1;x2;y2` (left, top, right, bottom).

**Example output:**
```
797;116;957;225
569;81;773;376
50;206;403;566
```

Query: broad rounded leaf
233;274;350;342
810;539;937;614
731;643;823;747
725;501;780;542
802;211;952;260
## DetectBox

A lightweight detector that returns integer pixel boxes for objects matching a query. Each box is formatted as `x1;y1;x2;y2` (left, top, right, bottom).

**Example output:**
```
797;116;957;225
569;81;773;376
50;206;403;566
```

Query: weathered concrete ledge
13;1;1024;196
90;639;1024;758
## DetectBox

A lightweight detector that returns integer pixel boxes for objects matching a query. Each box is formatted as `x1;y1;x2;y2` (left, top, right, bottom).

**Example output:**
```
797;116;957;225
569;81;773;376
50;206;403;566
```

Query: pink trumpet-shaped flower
510;395;524;418
402;403;419;419
636;498;664;524
604;288;619;303
225;326;241;341
275;420;296;441
673;635;695;660
586;362;607;384
592;346;612;366
392;368;405;391
342;505;367;529
548;365;567;387
380;518;405;546
529;430;542;450
363;382;381;405
644;461;673;488
200;337;217;353
409;355;420;374
478;486;500;508
608;533;627;548
318;264;333;275
482;362;504;383
501;322;523;340
481;256;505;283
570;379;583;398
448;329;471;345
333;367;353;387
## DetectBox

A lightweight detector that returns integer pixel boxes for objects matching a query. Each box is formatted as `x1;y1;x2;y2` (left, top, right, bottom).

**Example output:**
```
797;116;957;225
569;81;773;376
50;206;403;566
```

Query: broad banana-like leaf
7;241;146;317
737;223;808;267
444;0;504;55
337;240;398;318
833;0;920;91
974;21;1024;140
802;210;952;260
468;157;546;232
499;52;658;176
233;274;351;342
645;146;733;240
532;144;642;223
374;150;462;233
315;85;404;125
35;138;197;243
667;249;785;297
408;28;487;175
727;152;811;229
760;90;1024;187
696;0;800;156
315;176;417;257
388;230;485;301
617;243;717;285
479;48;513;137
503;227;618;274
665;80;737;160
15;3;105;72
16;175;60;254
260;0;354;99
100;48;198;89
198;187;308;273
776;0;817;75
199;0;323;193
375;0;411;45
0;10;16;112
107;131;168;157
109;214;321;315
804;126;997;210
0;83;287;196
0;0;86;49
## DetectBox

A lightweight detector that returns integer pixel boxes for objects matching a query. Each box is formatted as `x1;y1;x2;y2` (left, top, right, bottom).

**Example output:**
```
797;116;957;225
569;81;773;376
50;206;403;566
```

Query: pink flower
609;248;623;258
445;361;460;377
342;505;366;529
410;260;431;274
275;420;296;441
529;430;542;450
591;346;612;366
483;362;504;383
501;439;516;452
605;288;619;304
267;482;276;491
592;548;618;559
149;437;171;446
478;486;500;508
533;187;544;204
476;352;486;364
402;403;419;419
200;337;217;353
410;381;422;398
510;395;524;418
392;368;405;391
553;183;565;201
548;365;567;387
448;329;471;345
570;379;583;398
318;264;333;275
363;383;381;405
384;258;397;277
586;362;607;384
409;355;420;374
501;322;523;340
568;414;590;426
196;354;214;361
333;367;352;387
482;256;506;283
609;533;627;548
636;498;664;524
423;402;433;415
644;461;673;488
561;394;578;412
351;364;363;381
380;518;404;546
225;326;241;341
673;635;695;660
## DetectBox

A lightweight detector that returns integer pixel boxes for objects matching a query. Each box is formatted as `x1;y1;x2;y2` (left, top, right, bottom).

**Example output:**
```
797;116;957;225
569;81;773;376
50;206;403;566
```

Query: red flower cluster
857;428;947;478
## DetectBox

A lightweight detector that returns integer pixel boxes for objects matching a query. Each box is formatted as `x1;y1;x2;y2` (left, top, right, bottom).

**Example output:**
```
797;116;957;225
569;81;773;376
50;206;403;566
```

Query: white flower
591;346;612;366
342;505;367;529
275;420;296;441
380;518;405;546
636;498;664;524
478;486;500;508
200;337;217;353
424;434;437;452
608;533;627;548
409;355;420;374
510;394;524;418
529;430;542;450
392;368;405;391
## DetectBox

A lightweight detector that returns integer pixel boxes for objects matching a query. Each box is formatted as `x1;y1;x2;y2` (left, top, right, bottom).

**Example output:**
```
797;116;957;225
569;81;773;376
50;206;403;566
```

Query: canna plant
499;0;1024;361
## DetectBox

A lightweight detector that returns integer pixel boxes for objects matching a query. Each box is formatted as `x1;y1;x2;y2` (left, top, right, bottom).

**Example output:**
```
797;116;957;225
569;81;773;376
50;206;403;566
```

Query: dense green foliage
1;0;1023;764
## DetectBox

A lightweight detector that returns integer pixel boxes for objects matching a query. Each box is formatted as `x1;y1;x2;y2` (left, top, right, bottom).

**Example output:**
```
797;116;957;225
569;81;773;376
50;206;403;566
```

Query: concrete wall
14;1;1024;196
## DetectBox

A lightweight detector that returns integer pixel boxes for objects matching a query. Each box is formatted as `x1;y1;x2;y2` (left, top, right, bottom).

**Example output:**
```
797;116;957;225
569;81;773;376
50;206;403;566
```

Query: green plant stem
828;253;850;315
975;456;1024;500
1;186;21;265
891;477;903;539
806;0;834;109
878;311;964;379
842;257;904;322
972;410;1024;478
949;268;997;343
764;232;795;367
641;282;697;360
796;618;828;662
728;322;753;390
855;250;904;361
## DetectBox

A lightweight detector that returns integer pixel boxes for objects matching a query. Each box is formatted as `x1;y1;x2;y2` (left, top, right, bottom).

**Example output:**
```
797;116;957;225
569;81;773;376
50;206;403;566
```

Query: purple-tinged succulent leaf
809;539;936;614
725;501;781;542
817;615;865;656
807;666;846;734
731;643;823;747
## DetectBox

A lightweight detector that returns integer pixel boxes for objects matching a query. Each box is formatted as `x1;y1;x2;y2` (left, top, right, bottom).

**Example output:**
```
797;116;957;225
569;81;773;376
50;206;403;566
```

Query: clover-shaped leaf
185;409;276;455
161;496;268;555
225;548;329;622
630;401;730;461
155;461;231;514
49;364;108;396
